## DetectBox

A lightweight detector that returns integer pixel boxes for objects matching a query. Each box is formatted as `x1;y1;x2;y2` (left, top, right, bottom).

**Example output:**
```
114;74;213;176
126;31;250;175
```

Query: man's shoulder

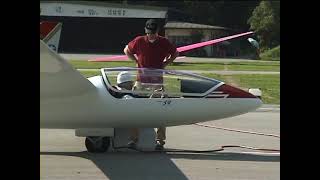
134;36;146;41
129;36;146;45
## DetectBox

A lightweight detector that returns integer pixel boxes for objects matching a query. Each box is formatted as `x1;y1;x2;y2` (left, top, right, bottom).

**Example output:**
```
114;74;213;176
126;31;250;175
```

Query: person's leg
128;128;139;147
155;127;166;150
156;127;166;143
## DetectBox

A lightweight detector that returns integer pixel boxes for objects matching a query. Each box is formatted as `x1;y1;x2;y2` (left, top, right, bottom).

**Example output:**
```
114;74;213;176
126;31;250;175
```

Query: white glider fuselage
40;41;262;129
41;75;261;129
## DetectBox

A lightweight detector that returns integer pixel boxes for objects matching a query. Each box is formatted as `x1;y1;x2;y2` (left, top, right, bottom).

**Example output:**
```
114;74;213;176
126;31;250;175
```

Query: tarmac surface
40;105;280;180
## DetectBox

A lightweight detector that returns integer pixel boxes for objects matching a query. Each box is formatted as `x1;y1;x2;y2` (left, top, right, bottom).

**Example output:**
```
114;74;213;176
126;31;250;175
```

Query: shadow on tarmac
41;150;279;179
41;151;189;180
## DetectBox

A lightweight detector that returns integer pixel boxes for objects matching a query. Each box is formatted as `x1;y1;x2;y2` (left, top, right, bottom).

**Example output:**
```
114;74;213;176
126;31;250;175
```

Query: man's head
145;19;159;40
117;71;134;90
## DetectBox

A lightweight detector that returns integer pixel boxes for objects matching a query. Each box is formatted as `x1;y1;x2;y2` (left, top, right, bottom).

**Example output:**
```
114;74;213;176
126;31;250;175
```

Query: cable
194;123;280;138
110;123;280;154
112;145;279;154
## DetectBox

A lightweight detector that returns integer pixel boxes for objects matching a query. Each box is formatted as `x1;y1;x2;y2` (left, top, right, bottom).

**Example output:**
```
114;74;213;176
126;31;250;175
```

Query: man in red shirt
124;19;179;150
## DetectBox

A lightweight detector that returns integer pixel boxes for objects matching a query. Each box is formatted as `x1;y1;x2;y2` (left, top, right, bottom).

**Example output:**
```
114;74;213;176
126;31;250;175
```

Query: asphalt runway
40;105;280;180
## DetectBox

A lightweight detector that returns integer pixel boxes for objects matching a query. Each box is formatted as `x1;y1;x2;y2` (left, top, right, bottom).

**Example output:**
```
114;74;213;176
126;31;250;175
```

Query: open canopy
101;67;225;98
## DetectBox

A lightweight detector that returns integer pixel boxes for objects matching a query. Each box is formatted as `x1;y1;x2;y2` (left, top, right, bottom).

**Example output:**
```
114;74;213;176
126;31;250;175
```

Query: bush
260;45;280;61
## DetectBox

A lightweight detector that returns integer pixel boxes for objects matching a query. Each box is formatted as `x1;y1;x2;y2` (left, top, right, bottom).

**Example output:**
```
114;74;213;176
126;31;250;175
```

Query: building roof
40;1;168;11
164;22;231;30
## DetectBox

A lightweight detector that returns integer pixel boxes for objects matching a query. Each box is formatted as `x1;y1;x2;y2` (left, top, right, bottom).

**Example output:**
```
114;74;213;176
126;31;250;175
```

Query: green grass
79;70;101;78
199;73;227;82
236;74;280;104
70;61;136;69
70;60;279;71
167;62;225;70
225;62;280;71
204;73;280;104
260;45;280;61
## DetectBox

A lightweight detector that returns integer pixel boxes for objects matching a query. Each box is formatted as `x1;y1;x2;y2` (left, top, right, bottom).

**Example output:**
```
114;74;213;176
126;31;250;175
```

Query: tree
248;1;280;51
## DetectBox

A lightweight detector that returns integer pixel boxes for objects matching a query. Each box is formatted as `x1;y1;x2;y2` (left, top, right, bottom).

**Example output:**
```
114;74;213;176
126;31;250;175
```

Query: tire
85;136;110;153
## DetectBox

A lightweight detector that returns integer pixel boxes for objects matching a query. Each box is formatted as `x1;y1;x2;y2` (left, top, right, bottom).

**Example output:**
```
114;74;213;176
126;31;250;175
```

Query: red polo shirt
127;35;177;69
127;35;177;84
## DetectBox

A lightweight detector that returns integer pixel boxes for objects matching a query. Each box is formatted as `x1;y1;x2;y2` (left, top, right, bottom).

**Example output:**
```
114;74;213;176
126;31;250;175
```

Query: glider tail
40;21;62;52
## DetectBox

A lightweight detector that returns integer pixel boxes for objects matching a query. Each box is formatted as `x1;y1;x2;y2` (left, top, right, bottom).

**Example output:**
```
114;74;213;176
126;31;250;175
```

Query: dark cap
145;19;159;34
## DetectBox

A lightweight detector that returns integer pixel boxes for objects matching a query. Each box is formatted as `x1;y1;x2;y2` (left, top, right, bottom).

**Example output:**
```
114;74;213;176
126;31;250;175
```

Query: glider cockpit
101;67;225;99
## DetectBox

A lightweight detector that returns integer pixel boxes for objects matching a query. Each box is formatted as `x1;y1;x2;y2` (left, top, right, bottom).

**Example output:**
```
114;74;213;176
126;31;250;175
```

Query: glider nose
215;84;263;110
216;84;258;98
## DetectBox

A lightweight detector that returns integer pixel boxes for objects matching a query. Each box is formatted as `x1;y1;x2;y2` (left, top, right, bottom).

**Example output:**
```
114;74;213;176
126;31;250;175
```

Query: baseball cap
117;71;133;84
145;19;159;34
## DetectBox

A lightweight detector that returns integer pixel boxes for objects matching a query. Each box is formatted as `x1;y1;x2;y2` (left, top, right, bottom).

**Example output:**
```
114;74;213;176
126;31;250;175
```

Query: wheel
85;136;110;153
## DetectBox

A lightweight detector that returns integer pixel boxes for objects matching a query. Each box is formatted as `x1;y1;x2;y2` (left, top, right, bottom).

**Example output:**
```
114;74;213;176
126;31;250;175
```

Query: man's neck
147;35;159;43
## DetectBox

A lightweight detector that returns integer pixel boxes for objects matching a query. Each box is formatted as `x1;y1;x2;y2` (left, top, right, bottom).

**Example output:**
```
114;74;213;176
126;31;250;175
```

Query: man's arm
163;51;179;68
124;45;138;63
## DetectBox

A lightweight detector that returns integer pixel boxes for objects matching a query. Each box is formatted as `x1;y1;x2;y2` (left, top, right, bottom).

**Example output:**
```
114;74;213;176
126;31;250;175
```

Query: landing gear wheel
85;136;110;153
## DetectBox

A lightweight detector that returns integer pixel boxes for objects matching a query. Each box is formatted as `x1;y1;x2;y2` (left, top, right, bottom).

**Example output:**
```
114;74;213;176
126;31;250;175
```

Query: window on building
168;36;192;47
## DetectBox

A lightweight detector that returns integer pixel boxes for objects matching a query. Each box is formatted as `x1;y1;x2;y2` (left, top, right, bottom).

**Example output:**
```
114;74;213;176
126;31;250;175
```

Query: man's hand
163;51;179;68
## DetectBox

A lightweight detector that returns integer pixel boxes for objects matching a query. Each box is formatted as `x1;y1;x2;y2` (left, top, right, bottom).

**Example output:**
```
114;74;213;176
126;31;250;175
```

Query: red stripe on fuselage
214;84;257;98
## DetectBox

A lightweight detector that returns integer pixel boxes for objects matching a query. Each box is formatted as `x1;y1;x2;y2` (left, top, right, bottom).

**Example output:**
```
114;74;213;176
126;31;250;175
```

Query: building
165;22;235;57
40;1;167;53
40;1;235;57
